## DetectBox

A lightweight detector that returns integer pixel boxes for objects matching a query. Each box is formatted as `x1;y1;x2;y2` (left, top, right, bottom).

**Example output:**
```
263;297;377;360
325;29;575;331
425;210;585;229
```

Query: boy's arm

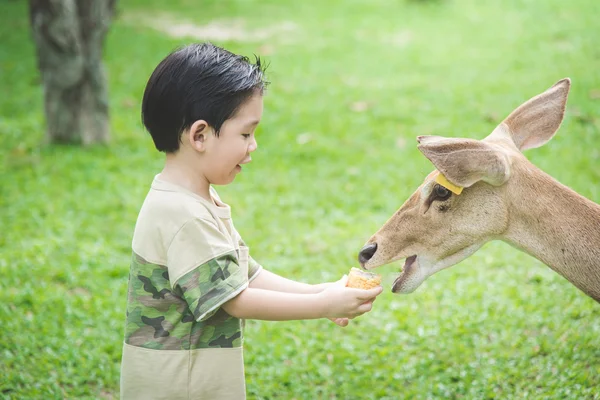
249;268;330;294
221;284;381;321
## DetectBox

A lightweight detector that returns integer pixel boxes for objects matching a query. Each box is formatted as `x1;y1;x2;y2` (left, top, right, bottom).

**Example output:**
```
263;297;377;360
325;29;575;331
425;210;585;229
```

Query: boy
120;43;382;400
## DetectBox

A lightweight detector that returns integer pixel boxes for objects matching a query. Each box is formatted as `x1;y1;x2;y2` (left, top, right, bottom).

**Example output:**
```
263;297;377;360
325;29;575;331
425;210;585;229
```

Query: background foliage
1;0;599;398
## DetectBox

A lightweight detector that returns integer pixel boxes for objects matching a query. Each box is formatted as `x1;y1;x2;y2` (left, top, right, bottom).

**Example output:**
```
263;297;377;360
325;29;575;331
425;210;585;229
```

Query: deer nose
358;243;378;264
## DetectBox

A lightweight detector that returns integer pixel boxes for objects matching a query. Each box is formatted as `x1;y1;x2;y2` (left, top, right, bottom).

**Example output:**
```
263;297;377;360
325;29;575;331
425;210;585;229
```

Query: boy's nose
249;138;258;152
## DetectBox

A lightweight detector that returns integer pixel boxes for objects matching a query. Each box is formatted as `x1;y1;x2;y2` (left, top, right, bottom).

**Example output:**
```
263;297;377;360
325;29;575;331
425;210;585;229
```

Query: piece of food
346;267;382;289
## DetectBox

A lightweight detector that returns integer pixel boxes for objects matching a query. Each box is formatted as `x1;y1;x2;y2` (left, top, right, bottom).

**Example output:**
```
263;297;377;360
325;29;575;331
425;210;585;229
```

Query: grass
1;0;600;398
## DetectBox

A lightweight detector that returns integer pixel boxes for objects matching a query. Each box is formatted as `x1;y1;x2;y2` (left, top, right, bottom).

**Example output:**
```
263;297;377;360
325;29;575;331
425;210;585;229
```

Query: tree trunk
29;0;116;145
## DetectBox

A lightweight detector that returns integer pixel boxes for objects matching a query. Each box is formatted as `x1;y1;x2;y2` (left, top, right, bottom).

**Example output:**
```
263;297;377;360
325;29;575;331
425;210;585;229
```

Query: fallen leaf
258;44;275;55
296;133;312;145
350;101;369;112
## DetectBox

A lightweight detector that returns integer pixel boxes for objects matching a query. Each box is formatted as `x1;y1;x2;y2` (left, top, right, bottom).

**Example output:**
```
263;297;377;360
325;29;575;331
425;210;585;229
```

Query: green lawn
2;0;600;398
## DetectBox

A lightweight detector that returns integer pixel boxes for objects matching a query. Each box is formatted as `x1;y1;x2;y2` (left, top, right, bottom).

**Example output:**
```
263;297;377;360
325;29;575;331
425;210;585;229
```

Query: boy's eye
242;134;251;139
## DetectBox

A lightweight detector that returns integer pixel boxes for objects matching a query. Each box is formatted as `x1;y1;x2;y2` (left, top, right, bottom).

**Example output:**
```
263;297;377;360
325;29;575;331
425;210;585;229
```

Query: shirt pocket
237;245;249;279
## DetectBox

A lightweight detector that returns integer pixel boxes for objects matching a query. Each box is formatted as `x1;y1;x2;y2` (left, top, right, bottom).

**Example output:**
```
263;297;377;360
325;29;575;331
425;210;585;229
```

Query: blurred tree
29;0;116;145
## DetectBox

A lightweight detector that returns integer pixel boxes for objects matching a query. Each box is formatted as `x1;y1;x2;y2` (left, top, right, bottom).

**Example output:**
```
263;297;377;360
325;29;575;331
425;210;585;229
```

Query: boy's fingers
358;302;373;313
356;285;383;300
329;317;349;327
339;274;349;286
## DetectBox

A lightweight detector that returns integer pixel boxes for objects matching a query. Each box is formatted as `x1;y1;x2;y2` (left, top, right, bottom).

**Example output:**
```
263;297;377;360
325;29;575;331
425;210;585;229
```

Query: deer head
358;78;571;293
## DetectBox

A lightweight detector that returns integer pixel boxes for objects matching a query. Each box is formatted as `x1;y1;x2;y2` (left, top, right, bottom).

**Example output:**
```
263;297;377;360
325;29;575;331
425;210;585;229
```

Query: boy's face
202;93;263;185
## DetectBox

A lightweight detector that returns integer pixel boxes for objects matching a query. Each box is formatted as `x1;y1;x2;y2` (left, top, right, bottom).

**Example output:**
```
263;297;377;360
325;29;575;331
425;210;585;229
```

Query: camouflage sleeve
236;233;262;281
174;250;247;322
248;256;262;282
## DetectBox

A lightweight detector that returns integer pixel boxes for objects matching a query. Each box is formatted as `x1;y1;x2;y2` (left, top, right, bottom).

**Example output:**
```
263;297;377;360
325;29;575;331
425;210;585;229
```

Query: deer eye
433;184;452;201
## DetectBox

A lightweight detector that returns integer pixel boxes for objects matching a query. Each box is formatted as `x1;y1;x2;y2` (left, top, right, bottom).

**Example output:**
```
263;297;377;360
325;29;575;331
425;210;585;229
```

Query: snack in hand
346;267;382;289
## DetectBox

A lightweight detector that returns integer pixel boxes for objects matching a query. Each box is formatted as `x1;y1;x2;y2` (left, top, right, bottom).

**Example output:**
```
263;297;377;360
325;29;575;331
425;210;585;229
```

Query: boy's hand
319;275;383;320
327;276;351;327
328;317;349;327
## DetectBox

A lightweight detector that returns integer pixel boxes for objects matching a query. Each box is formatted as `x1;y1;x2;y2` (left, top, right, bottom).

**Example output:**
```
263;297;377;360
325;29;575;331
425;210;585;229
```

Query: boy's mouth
236;157;251;171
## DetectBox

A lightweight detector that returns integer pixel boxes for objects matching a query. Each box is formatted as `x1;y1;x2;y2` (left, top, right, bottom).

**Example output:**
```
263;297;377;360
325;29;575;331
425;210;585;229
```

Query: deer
358;78;600;303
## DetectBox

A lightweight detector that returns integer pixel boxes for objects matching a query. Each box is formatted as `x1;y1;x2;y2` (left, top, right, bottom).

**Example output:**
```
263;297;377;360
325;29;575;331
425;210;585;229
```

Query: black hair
141;42;268;153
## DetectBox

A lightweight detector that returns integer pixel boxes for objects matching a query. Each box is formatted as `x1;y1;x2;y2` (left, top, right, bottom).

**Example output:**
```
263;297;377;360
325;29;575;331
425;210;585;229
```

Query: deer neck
502;160;600;302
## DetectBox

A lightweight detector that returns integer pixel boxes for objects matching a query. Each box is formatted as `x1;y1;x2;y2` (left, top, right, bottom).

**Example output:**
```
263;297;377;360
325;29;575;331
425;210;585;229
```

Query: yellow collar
434;172;463;195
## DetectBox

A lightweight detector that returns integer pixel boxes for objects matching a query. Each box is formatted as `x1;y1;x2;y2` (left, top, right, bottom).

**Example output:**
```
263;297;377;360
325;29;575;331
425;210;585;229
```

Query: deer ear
499;78;570;151
417;136;510;188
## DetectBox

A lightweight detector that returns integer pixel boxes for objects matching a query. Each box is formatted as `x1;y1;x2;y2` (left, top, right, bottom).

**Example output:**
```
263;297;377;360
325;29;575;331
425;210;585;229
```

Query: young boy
120;43;382;400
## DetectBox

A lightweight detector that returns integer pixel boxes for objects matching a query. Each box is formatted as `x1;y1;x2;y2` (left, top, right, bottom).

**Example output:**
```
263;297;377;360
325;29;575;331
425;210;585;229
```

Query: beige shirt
120;177;261;399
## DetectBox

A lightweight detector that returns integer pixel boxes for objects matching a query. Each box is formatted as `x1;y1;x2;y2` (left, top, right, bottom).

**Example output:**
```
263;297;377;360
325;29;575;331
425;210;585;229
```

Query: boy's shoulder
135;179;221;237
132;179;222;262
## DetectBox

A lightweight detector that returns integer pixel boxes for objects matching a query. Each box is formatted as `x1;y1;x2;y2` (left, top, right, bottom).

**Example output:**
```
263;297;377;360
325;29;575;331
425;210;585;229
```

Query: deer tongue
392;255;417;292
402;255;417;272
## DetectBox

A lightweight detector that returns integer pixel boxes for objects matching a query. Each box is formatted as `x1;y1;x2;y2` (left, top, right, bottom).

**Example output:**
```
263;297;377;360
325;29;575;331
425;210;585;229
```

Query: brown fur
360;78;600;302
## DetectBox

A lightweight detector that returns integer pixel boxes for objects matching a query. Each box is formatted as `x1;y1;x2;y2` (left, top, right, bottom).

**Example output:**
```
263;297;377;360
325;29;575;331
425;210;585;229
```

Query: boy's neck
160;154;212;202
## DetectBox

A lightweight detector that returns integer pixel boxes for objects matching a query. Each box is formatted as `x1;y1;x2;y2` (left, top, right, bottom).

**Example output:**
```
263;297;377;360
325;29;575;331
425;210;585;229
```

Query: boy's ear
187;120;211;152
